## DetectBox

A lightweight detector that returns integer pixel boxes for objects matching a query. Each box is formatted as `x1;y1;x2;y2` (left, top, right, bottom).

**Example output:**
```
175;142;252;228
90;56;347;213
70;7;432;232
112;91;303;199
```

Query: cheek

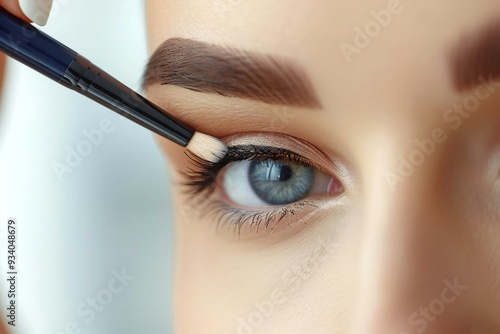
171;191;277;333
172;197;359;333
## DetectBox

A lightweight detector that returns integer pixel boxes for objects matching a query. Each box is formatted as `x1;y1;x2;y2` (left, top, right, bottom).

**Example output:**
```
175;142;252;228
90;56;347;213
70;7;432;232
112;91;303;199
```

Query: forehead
146;1;499;66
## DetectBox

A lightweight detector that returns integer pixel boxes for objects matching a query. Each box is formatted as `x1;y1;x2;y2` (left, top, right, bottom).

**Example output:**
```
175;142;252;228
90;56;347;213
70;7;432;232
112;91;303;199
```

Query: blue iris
248;159;315;205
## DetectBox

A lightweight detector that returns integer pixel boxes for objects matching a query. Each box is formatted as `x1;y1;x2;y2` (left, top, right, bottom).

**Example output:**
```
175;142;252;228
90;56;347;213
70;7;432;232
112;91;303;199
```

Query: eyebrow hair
449;18;500;92
143;38;321;108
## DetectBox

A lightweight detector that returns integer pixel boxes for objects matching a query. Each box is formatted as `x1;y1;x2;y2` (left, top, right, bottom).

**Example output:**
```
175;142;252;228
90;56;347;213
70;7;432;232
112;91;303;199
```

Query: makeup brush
0;7;227;163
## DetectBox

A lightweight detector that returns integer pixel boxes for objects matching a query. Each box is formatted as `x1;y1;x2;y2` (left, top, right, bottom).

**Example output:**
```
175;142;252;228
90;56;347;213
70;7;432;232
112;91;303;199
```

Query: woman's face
144;1;500;332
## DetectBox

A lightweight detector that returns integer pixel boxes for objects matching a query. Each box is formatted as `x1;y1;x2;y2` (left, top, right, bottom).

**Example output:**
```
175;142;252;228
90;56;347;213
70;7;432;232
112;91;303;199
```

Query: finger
0;0;54;26
0;0;30;22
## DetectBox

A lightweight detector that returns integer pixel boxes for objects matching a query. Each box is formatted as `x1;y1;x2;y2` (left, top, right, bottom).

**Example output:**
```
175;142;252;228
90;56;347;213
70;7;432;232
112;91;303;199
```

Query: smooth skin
145;1;500;333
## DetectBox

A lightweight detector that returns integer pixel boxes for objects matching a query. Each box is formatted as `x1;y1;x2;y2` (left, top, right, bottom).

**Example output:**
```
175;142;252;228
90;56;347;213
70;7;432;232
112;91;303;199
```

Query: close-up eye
6;1;500;333
183;133;347;237
222;156;340;207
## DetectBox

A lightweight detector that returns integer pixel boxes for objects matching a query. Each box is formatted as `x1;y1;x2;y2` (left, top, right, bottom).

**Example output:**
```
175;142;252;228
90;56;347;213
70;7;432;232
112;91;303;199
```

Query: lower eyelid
183;174;347;240
201;198;326;239
208;178;345;238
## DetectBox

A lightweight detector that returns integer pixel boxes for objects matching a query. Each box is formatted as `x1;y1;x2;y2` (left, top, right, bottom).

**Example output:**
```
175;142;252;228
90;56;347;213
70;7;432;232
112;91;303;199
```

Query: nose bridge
351;129;470;333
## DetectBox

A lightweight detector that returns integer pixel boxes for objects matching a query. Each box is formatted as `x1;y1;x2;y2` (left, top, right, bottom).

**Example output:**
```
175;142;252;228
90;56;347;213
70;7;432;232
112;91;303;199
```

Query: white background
0;1;174;333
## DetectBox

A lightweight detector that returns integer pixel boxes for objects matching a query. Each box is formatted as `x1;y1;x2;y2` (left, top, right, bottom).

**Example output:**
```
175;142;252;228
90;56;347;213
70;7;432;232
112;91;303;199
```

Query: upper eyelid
221;132;347;178
183;144;322;195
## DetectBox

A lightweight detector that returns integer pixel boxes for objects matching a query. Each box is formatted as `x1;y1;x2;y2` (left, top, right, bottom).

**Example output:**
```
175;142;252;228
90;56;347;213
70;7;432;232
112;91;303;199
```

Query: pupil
277;165;292;181
267;163;293;182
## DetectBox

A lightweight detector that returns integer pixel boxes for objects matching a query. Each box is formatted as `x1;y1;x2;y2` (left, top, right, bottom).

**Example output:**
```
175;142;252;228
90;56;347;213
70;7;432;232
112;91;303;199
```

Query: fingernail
19;0;54;26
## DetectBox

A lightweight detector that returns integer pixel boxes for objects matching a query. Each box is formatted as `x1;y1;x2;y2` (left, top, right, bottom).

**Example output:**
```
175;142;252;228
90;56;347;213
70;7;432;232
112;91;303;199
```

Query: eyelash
181;145;326;236
207;200;318;237
183;145;319;197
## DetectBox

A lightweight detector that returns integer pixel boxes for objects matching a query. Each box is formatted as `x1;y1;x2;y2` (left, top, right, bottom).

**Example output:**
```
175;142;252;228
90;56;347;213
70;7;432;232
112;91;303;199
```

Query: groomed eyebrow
143;38;321;108
449;18;500;92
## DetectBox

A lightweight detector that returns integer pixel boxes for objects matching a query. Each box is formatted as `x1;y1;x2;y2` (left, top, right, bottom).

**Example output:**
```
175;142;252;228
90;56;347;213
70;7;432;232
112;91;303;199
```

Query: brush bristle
186;132;228;163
